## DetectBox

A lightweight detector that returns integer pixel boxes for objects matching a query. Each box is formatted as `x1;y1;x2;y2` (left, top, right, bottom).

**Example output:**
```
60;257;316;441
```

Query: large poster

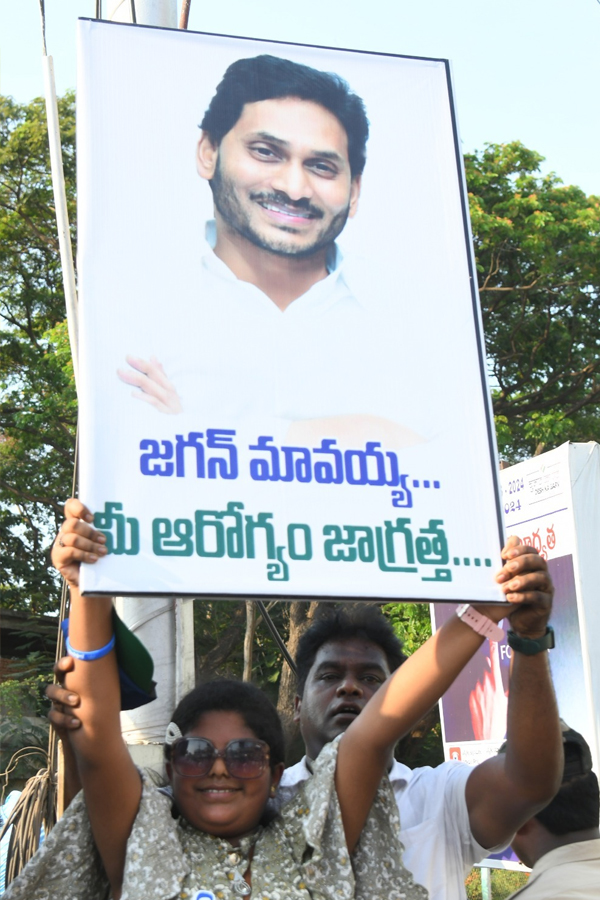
77;19;505;600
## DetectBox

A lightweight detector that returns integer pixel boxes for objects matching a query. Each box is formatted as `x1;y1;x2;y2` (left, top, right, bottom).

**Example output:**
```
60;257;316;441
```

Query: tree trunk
277;600;320;761
195;601;246;682
243;600;257;681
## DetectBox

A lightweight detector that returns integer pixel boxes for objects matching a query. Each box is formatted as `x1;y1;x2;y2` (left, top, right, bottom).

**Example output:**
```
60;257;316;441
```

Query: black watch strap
507;626;555;656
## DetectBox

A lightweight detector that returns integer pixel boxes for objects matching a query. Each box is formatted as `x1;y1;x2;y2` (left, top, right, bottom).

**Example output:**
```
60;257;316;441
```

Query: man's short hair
200;55;370;178
535;770;599;834
535;728;600;834
295;605;407;696
501;723;600;835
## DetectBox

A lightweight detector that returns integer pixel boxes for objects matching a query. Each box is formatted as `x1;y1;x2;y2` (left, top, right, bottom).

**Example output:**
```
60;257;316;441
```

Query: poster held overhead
77;19;505;601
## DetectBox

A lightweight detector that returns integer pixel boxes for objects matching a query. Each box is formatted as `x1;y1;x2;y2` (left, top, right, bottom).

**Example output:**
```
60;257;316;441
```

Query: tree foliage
194;598;285;697
466;142;600;460
0;94;77;613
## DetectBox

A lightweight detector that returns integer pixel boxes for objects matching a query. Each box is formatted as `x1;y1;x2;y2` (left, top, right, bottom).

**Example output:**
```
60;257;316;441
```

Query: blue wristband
66;634;116;661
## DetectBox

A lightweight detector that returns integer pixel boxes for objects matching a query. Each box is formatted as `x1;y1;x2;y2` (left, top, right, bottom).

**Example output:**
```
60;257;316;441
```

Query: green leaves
0;93;77;613
383;601;432;655
466;141;600;460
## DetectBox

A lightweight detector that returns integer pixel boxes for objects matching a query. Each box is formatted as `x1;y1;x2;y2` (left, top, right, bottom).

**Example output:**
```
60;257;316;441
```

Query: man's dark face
294;637;391;760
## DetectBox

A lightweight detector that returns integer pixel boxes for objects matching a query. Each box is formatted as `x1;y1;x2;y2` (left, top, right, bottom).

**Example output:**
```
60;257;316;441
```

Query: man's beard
210;159;350;259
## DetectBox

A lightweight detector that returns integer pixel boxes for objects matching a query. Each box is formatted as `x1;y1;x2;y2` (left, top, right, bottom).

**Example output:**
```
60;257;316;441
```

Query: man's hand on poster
469;536;552;630
464;536;551;741
490;535;553;637
117;355;183;414
465;535;552;741
469;641;508;741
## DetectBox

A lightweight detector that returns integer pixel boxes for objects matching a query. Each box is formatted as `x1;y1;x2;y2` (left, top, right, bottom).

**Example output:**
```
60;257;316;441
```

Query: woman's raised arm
52;499;143;899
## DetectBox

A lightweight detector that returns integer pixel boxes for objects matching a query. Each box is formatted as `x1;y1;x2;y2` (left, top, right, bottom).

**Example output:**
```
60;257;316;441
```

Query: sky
0;0;599;196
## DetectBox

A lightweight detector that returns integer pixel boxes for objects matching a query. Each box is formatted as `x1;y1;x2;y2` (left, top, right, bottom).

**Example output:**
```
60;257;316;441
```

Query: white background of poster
77;19;505;601
433;441;600;867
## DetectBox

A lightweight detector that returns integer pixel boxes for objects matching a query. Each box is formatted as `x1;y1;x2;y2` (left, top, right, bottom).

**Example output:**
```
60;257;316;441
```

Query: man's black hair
501;724;600;835
295;605;407;696
535;770;599;834
200;55;369;178
165;679;285;770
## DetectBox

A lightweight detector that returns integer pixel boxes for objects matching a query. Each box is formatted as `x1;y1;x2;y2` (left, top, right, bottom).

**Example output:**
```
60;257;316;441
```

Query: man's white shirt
278;757;491;900
506;839;600;899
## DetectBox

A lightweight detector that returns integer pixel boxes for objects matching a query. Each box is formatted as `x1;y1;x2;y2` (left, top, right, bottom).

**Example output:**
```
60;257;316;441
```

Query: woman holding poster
5;500;527;900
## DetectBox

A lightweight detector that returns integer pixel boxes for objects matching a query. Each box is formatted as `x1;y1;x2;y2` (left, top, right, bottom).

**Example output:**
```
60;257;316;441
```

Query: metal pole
179;0;192;29
106;0;176;26
41;56;79;392
481;866;493;900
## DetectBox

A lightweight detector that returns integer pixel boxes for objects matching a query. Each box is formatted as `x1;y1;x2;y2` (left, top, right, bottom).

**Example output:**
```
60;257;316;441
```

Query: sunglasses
169;737;270;779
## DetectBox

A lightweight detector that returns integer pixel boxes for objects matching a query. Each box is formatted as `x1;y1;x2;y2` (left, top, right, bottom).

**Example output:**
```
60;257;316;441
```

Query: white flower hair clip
165;722;183;745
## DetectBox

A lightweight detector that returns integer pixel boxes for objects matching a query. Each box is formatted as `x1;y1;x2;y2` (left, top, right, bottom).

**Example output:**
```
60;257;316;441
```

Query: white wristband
456;604;504;642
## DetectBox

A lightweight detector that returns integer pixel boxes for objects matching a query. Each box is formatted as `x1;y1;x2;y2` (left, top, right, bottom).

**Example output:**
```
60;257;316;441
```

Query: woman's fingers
51;499;108;581
55;540;105;565
63;498;94;522
58;523;107;553
54;527;107;566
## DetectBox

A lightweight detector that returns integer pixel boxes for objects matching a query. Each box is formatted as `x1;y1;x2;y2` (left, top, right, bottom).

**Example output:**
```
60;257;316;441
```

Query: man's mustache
249;190;324;220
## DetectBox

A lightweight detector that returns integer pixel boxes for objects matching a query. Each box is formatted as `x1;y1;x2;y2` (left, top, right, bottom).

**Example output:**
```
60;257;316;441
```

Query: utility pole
104;0;195;775
106;1;177;26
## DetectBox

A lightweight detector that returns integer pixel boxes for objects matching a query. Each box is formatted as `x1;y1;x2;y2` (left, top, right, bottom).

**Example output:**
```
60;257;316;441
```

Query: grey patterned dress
4;739;428;900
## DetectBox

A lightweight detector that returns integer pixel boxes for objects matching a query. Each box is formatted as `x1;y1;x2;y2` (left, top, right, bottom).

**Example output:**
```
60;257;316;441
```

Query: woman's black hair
164;679;285;771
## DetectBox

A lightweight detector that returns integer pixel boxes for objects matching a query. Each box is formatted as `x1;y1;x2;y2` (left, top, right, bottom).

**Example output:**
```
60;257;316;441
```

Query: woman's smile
169;711;280;842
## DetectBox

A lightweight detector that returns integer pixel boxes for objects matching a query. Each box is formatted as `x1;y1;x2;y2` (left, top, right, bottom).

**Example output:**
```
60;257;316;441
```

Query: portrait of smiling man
196;57;363;307
117;54;420;447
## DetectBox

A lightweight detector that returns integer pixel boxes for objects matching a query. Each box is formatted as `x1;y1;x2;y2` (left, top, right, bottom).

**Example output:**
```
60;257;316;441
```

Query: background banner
77;19;505;600
432;441;600;868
